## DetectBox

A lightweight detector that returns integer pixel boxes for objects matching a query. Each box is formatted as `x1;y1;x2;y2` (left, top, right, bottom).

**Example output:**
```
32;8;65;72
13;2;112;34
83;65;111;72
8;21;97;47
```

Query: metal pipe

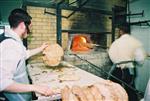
72;54;144;95
111;7;115;42
56;4;62;46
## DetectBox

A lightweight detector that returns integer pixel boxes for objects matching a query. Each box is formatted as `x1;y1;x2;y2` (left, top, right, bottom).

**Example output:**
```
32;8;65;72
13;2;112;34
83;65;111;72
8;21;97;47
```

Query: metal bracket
130;20;150;26
116;10;144;17
68;0;80;6
44;0;89;19
128;10;144;17
44;8;68;18
66;0;89;18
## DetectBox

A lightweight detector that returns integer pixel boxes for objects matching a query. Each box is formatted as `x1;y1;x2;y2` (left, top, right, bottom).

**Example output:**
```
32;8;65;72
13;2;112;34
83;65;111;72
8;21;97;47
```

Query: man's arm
26;43;48;59
134;47;146;65
4;82;54;96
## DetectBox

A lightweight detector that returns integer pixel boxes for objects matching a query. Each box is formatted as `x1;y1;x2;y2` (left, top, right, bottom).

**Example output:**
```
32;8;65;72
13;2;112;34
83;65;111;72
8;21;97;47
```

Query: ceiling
24;0;126;14
0;0;130;23
0;0;22;23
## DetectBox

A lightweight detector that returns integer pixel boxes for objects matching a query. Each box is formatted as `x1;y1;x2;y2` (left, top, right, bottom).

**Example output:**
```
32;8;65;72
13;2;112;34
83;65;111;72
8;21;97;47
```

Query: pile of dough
61;80;128;101
43;44;64;66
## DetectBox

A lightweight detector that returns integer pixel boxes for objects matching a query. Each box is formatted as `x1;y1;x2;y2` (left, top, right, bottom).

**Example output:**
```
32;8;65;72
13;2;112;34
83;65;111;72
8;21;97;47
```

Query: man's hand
40;43;49;51
31;85;56;96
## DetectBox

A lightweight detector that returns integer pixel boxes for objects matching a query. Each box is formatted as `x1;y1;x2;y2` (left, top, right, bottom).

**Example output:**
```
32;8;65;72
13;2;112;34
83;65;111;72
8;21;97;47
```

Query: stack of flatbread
43;44;64;66
61;80;128;101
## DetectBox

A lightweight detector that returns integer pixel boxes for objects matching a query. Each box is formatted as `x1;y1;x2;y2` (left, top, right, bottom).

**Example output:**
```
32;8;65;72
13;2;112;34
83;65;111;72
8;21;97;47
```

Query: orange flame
71;35;90;52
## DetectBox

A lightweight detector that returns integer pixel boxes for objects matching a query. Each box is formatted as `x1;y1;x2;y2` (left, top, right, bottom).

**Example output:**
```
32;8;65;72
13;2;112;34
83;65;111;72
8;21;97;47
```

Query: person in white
0;8;55;101
109;29;146;69
108;23;146;101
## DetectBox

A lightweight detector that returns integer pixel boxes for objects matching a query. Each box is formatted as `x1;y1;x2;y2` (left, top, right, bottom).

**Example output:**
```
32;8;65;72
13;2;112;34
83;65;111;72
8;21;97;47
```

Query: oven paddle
71;53;144;96
90;44;108;49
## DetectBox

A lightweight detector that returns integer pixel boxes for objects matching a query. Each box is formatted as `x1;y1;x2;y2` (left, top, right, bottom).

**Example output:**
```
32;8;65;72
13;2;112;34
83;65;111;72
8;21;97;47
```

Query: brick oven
60;7;113;79
64;32;112;79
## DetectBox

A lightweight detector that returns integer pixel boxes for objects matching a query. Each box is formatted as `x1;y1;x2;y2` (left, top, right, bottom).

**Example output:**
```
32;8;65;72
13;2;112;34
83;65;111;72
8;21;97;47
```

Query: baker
0;8;55;101
108;23;147;101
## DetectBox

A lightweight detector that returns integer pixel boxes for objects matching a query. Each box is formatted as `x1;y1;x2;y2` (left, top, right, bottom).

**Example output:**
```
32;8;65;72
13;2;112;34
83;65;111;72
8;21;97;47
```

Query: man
0;8;54;101
108;23;146;101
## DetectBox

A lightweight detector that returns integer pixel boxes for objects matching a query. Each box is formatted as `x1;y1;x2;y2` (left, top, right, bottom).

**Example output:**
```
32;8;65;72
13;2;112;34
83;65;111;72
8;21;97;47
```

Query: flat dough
43;56;61;66
61;80;128;101
61;86;79;101
94;80;128;101
43;44;64;66
58;72;80;82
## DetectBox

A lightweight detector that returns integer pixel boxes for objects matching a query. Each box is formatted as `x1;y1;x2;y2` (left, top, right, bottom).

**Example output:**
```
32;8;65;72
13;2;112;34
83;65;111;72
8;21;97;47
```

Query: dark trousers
109;68;138;101
0;92;8;101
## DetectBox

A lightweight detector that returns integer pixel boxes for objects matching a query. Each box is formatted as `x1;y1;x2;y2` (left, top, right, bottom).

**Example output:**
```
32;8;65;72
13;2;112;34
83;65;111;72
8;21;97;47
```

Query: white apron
3;36;32;101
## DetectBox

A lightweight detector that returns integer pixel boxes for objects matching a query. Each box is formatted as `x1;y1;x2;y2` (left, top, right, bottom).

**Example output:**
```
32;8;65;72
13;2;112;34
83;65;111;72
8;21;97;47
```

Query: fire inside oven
70;34;93;52
68;33;107;52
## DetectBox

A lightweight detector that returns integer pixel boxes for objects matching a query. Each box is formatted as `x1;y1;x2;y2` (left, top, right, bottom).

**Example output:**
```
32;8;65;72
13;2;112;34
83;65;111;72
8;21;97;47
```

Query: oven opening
71;35;93;52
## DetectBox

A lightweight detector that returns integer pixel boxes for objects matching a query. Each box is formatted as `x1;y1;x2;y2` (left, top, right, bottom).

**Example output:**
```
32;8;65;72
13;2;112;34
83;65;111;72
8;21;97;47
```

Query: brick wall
27;6;55;64
27;6;57;47
27;6;69;65
26;6;111;65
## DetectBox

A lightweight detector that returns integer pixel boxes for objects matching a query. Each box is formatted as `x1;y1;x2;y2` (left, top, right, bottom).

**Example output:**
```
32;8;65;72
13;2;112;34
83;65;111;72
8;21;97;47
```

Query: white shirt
0;28;44;91
0;29;27;91
108;34;146;69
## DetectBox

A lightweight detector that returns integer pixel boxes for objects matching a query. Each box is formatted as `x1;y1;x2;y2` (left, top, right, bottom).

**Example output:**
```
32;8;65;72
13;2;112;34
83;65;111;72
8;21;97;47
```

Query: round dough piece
43;44;64;66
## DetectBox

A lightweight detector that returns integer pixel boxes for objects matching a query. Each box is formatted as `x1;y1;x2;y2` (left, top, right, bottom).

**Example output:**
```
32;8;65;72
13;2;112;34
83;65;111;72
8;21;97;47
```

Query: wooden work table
27;62;107;101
